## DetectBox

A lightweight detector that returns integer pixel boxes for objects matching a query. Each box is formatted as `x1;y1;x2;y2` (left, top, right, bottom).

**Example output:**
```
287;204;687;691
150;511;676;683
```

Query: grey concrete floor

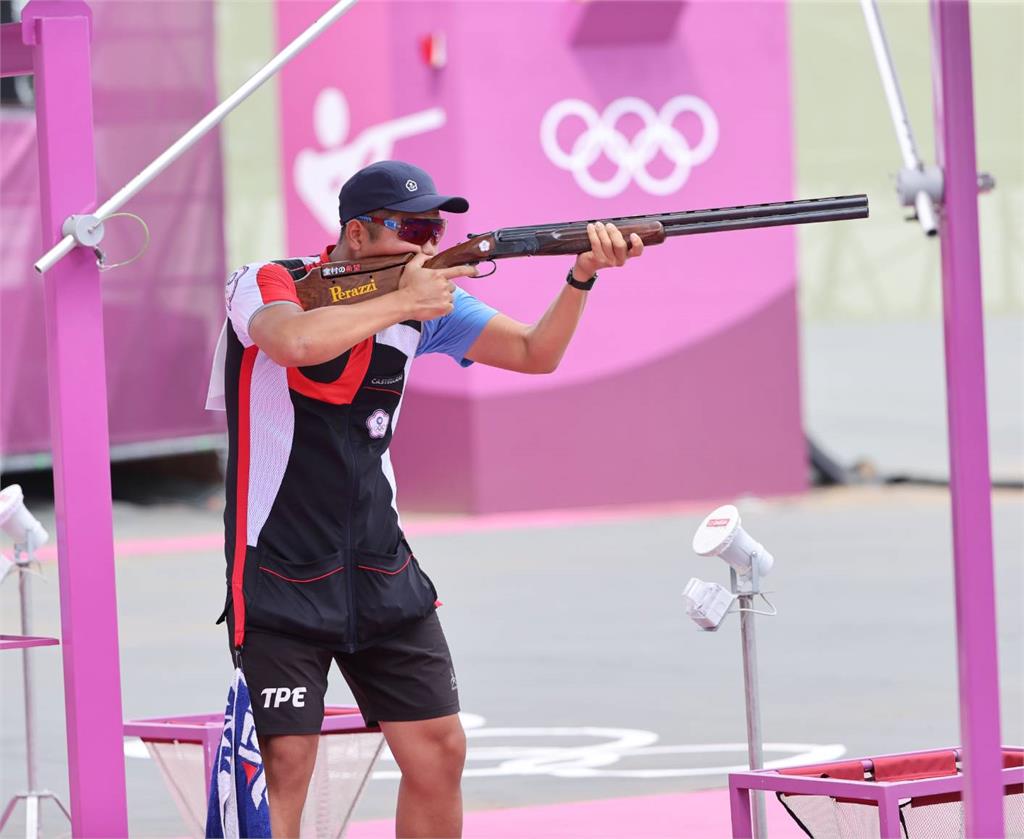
1;485;1021;837
802;317;1023;483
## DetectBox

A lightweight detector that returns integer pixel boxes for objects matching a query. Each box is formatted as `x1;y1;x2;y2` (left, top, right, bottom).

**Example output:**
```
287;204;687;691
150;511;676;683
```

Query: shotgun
294;194;868;310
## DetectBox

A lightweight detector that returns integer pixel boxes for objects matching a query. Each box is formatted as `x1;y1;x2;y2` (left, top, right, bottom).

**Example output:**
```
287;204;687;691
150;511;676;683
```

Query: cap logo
405;179;418;192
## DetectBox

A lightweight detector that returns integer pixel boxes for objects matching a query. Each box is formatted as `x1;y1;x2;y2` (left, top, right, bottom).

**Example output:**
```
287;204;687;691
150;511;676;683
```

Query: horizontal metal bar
33;0;358;275
0;22;33;77
124;705;375;741
861;0;923;171
0;635;60;651
860;0;940;237
730;764;1023;797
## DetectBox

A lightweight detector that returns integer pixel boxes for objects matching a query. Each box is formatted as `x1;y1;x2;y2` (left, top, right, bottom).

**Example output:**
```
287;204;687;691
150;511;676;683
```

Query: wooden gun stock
294;253;413;311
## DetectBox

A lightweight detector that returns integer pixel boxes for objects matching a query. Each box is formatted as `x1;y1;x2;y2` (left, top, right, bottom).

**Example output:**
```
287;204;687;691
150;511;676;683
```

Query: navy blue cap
338;160;469;225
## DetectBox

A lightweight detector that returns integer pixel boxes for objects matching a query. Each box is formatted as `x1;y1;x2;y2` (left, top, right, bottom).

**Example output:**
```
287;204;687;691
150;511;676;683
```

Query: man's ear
343;219;364;252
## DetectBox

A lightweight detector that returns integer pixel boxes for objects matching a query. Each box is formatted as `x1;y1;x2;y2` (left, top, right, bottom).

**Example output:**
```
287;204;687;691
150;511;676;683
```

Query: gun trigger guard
473;260;496;278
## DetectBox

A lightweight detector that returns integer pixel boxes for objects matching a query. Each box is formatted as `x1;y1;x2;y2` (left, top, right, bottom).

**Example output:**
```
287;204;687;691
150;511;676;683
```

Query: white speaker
692;504;773;579
0;484;49;552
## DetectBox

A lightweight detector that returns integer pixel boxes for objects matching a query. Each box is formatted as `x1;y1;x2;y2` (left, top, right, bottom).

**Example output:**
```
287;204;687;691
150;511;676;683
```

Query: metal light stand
0;543;70;839
730;561;766;839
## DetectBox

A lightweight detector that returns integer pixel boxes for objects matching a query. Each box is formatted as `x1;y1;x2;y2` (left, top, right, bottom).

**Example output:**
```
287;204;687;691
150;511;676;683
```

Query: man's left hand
571;222;645;283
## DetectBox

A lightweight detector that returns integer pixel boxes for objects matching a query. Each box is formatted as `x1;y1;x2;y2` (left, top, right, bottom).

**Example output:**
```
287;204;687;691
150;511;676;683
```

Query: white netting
778;794;883;839
900;790;1024;839
144;730;384;838
778;789;1024;839
145;740;208;836
302;732;385;839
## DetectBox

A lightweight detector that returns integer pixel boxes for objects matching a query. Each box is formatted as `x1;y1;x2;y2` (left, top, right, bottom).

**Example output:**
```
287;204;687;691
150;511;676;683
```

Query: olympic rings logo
539;95;719;198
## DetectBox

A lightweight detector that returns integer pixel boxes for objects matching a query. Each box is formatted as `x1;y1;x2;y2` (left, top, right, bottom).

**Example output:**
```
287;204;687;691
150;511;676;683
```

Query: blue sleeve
416;287;499;367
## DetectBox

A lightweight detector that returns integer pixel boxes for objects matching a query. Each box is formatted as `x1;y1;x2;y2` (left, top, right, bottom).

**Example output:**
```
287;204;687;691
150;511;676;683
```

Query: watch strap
566;267;597;291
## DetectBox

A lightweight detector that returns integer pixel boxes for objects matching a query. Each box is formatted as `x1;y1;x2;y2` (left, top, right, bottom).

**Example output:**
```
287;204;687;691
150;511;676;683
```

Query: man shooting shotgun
207;159;866;838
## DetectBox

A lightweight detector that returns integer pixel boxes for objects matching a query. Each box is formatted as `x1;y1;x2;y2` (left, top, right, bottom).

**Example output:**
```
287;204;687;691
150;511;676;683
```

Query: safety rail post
727;779;754;839
25;2;129;834
930;2;1005;837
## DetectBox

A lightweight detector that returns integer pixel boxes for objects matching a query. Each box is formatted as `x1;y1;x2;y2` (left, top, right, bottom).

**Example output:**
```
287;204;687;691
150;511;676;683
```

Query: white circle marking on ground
371;718;846;780
125;714;846;781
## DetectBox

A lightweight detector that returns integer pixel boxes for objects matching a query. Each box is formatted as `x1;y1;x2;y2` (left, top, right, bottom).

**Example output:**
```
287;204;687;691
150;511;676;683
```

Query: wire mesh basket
125;706;383;838
729;747;1023;839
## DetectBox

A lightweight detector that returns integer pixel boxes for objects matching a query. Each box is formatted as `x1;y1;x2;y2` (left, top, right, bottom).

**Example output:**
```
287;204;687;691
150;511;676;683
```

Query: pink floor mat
348;787;804;838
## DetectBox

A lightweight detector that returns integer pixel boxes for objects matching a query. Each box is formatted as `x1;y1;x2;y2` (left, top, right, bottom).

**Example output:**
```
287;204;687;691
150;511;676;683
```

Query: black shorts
236;611;460;735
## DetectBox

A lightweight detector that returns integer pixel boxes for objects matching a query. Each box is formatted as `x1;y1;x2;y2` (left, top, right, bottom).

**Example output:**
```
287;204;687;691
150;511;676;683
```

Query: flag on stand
206;668;272;838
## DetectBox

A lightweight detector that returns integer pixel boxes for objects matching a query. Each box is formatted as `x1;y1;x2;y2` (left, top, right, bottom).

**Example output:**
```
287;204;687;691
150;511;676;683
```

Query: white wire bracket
57;212;151;271
731;592;778;618
95;213;150;271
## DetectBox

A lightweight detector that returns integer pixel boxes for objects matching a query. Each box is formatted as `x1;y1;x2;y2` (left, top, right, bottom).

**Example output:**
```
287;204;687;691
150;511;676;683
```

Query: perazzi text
330;279;377;303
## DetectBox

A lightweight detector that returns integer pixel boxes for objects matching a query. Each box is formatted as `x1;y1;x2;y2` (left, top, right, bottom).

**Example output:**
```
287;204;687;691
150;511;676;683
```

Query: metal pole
738;599;766;839
860;0;925;171
859;0;939;235
19;560;43;839
730;566;766;839
18;564;38;796
33;0;358;274
929;2;1004;836
8;555;69;839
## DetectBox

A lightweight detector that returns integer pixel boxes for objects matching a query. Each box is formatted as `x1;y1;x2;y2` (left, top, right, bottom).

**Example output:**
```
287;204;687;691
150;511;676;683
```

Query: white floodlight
0;485;49;554
692;504;773;579
682;577;735;630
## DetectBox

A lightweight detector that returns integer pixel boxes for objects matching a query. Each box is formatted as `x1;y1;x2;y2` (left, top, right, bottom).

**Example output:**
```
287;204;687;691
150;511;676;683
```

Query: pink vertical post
930;1;1004;836
728;781;754;839
25;2;129;834
876;789;902;839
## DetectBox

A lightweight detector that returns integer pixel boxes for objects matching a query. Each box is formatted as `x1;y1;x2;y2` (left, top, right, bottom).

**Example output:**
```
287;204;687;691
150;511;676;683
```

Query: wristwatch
566;267;597;291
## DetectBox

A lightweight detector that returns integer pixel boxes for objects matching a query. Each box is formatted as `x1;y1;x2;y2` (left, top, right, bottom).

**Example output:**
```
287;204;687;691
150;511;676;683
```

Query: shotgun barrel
445;194;869;263
658;194;868;236
493;194;869;245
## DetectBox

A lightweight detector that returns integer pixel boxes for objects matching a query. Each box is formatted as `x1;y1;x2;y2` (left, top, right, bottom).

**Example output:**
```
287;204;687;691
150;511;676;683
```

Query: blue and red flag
206;668;272;838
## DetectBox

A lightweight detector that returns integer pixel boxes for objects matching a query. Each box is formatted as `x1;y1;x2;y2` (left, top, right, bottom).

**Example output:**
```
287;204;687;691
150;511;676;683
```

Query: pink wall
275;0;804;512
0;1;226;462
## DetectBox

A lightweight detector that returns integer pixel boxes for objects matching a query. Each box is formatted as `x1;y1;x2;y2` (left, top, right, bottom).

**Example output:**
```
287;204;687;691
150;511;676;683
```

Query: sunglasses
356;215;447;246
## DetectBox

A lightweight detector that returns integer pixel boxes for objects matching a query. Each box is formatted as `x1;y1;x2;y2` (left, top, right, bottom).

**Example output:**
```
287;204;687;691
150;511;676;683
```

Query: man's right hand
399;253;478;321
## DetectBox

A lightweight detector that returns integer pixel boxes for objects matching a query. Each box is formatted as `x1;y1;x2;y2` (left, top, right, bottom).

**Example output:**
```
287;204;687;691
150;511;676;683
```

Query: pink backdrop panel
0;1;226;463
275;0;804;512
